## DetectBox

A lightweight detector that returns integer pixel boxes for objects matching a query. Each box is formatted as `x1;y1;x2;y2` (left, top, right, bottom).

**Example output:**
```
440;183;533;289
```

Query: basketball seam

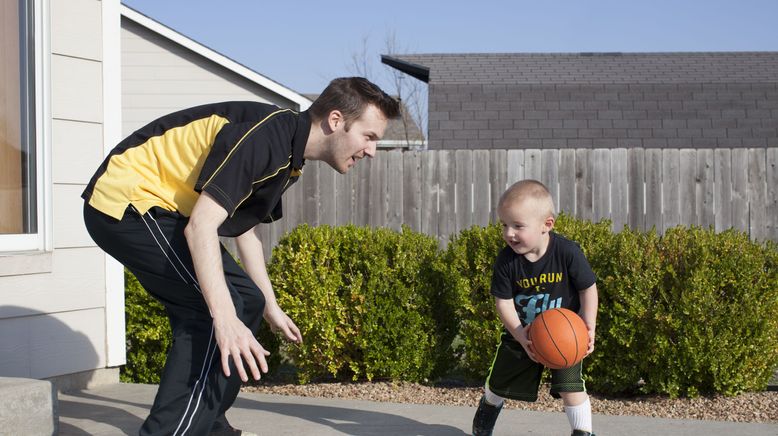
538;311;566;369
559;309;580;366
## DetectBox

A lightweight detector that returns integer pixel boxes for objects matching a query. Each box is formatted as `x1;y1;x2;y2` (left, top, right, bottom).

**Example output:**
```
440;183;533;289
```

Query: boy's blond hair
498;179;555;219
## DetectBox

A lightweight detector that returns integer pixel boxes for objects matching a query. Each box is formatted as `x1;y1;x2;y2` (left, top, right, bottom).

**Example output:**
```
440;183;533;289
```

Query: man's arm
235;227;302;343
578;284;598;356
184;192;269;382
494;297;537;361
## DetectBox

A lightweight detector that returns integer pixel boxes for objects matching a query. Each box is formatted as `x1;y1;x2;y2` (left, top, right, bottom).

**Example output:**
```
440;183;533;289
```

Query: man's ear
327;110;343;132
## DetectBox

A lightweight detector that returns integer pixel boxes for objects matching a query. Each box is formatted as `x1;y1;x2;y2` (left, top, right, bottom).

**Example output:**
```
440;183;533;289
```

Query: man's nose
365;142;377;158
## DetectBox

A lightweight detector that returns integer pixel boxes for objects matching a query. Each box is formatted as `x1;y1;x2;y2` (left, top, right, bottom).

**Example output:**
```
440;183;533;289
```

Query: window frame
1;0;51;254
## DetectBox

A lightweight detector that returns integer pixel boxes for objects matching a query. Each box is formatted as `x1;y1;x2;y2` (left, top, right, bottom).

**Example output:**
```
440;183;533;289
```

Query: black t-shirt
491;231;596;327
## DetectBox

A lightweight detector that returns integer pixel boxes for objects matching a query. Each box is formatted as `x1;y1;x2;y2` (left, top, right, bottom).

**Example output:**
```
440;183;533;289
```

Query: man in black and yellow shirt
83;77;399;436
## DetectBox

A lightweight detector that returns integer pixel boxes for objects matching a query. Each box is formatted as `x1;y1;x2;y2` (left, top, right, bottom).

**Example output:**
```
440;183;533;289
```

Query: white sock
565;397;592;433
483;385;505;407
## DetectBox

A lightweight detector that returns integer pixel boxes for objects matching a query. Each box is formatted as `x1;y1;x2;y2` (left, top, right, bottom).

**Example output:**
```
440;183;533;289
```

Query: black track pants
84;203;265;436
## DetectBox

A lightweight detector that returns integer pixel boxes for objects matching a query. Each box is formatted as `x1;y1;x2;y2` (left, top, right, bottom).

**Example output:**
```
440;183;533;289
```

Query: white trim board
104;0;126;367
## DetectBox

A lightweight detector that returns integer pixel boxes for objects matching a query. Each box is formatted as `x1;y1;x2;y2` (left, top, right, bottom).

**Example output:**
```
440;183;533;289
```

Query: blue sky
122;0;778;96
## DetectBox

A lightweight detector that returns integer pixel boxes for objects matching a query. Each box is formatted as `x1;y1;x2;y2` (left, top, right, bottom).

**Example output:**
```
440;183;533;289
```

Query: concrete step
0;377;57;435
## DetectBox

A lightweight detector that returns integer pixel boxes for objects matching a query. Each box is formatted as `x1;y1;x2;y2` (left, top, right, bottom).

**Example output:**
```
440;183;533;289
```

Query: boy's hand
515;324;538;362
585;325;596;356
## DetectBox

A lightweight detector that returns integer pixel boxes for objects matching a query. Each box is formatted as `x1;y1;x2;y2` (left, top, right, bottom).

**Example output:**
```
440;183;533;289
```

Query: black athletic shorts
486;332;586;402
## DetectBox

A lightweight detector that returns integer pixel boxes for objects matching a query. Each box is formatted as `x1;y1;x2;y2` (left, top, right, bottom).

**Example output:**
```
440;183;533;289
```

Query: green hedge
268;224;457;383
122;219;778;397
122;269;171;384
445;215;778;397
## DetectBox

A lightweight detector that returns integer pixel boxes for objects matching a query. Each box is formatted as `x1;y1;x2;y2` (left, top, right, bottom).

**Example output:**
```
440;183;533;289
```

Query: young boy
472;179;598;436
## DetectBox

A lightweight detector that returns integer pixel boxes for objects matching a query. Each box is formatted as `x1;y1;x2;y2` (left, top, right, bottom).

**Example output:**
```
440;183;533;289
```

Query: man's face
325;104;388;174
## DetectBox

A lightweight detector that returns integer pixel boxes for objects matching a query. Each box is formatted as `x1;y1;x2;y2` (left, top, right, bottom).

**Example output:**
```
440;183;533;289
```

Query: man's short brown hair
309;77;400;126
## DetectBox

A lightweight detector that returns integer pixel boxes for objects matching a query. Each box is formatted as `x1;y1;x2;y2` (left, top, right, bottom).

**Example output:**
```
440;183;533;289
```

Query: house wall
427;83;778;150
121;18;299;136
0;0;117;382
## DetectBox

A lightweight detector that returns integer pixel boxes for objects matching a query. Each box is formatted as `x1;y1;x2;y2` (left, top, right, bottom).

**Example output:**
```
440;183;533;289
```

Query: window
1;0;43;252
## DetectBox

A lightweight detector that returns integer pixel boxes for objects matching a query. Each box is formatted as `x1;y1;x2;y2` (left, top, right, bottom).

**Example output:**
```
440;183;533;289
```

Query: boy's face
324;104;387;174
497;198;554;258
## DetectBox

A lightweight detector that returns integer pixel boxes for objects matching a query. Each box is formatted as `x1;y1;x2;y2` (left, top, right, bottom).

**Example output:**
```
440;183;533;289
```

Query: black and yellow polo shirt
82;101;310;237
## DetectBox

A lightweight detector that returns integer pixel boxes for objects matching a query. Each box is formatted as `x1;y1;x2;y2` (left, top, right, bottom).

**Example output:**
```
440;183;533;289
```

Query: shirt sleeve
195;122;272;216
567;242;597;291
490;248;515;299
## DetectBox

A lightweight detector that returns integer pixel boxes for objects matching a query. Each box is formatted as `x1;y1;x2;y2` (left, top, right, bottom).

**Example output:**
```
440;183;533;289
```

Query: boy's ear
543;215;555;232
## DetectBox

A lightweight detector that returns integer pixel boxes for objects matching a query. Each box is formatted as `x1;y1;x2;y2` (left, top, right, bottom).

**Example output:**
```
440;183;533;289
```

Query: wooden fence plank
473;150;491;227
319;165;337;226
283;177;303;234
403;151;422;232
506;149;525;186
455;150;473;232
386;150;404;231
368;156;386;227
645;149;662;232
558;149;576;215
525;149;542;181
662;149;680;232
437;150;455;245
628;148;645;231
335;164;353;225
542;149;560;213
714;149;732;232
697;149;715;230
575;149;593;222
592;149;611;223
354;156;370;226
302;161;320;226
610;148;628;232
731;149;749;234
748;148;767;241
768;148;778;241
490;149;507;223
679;149;697;227
420;151;438;236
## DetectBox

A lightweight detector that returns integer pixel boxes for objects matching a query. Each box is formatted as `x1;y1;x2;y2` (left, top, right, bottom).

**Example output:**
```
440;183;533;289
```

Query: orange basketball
527;308;589;369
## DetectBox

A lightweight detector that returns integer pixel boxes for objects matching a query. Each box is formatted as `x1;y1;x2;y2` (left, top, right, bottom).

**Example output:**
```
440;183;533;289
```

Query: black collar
292;110;311;170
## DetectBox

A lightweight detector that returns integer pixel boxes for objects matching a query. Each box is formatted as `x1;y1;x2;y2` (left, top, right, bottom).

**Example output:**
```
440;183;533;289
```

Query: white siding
50;0;102;60
0;308;106;378
0;0;115;380
121;18;298;135
52;119;103;185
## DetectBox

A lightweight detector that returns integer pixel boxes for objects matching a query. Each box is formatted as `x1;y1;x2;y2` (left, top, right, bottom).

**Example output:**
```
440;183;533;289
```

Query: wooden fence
249;148;778;259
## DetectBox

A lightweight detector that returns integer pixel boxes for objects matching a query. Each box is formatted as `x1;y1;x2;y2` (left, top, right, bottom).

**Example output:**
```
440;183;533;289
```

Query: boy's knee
560;391;588;406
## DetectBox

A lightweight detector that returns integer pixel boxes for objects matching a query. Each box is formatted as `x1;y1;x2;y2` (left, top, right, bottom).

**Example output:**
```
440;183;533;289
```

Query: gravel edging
243;381;778;424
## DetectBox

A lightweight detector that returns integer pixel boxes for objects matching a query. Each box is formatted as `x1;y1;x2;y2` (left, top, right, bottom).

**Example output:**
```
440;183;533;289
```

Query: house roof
121;5;313;109
382;52;778;85
303;93;425;145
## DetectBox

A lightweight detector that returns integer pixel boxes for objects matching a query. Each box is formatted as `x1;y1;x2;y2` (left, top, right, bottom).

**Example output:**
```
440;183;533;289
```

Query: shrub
122;269;171;384
122;267;282;383
441;223;504;379
640;227;778;397
268;224;457;383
